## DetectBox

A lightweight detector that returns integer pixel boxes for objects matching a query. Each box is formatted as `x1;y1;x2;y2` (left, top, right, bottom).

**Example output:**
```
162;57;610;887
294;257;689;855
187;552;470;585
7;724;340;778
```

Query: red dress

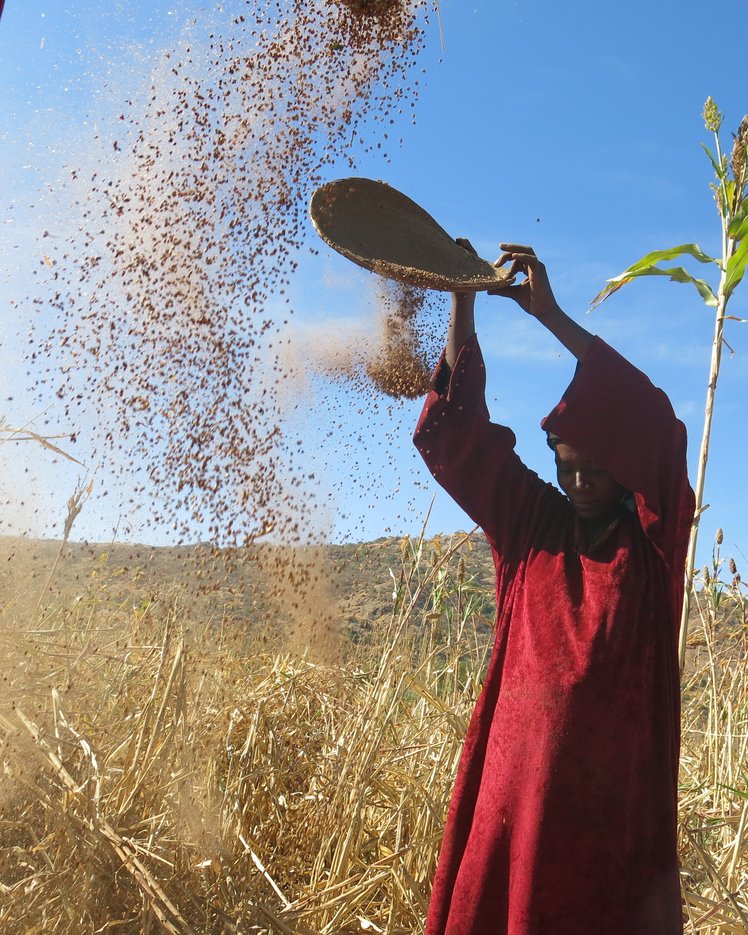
413;335;694;935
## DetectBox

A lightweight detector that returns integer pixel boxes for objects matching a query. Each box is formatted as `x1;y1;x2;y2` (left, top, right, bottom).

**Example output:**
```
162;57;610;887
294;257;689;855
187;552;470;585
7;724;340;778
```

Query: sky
1;0;746;571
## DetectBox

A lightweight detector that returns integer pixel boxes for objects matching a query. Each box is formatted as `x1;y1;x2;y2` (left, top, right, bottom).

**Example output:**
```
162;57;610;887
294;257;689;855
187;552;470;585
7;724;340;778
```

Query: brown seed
24;0;430;619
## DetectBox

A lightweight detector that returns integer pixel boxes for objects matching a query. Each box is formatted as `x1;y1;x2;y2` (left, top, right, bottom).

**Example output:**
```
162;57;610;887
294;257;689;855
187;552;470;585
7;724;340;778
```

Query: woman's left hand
489;243;561;322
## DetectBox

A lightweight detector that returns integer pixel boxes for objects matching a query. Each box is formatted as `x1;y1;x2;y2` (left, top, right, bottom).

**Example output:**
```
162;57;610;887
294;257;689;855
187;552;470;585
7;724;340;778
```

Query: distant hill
0;532;498;643
4;532;733;672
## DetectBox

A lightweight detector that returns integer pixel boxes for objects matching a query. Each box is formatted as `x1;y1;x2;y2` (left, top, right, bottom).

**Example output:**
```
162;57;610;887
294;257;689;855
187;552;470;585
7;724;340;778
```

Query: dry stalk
1;532;746;932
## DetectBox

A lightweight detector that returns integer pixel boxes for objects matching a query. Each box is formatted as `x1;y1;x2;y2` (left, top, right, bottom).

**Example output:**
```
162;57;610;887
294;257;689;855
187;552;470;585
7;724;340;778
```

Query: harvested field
1;531;746;933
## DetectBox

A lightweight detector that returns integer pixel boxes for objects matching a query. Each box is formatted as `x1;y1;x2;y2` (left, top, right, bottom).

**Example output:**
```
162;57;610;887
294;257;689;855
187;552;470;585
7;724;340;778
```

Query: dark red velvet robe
413;335;694;935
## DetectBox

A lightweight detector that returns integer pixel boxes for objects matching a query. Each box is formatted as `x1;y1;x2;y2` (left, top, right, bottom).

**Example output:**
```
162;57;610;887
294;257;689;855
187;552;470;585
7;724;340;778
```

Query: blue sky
1;0;746;571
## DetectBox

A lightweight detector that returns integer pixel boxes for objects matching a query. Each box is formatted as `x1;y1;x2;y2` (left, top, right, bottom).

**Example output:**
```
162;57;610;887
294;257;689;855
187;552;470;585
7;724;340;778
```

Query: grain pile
27;0;431;549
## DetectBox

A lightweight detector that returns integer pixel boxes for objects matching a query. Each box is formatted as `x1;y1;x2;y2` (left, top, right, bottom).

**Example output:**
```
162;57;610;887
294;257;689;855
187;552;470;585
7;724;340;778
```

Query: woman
413;243;694;935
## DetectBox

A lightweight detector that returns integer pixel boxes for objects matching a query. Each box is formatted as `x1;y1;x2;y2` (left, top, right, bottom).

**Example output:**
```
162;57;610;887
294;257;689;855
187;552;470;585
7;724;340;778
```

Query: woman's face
554;442;626;526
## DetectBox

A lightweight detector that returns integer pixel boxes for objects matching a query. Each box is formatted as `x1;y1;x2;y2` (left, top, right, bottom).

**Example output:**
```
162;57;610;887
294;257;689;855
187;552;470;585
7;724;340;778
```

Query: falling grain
26;0;431;551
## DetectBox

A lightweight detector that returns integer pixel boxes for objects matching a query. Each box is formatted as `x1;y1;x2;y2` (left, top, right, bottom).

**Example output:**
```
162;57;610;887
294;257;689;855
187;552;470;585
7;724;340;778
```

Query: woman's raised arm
491;243;593;362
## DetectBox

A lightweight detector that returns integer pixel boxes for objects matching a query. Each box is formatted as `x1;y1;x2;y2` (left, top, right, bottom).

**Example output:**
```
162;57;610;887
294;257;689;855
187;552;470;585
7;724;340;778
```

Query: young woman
413;243;694;935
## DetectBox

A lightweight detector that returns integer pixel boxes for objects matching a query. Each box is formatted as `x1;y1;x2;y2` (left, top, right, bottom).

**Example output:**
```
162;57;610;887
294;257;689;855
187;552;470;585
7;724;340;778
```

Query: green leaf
701;142;726;178
590;278;630;308
635;265;718;306
728;216;748;242
591;254;719;309
592;243;719;306
716;781;748;800
728;200;748;240
625;243;718;270
724;178;736;211
724;236;748;296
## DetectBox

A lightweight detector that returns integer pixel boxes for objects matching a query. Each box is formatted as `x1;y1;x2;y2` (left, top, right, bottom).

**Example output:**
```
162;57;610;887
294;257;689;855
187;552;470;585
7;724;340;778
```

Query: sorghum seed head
703;565;711;584
703;97;723;134
729;557;737;574
716;528;723;545
730;115;748;183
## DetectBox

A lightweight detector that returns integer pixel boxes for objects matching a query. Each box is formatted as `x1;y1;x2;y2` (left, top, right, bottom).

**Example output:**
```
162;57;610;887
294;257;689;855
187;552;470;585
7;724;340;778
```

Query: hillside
0;531;498;644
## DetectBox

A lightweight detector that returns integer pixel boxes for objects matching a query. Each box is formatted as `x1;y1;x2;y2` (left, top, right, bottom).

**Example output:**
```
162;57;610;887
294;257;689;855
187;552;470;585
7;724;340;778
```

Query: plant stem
678;235;735;670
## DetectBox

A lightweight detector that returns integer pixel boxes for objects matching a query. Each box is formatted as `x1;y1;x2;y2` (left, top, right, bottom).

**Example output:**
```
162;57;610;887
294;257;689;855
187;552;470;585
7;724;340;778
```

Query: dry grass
680;542;748;933
0;528;746;933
